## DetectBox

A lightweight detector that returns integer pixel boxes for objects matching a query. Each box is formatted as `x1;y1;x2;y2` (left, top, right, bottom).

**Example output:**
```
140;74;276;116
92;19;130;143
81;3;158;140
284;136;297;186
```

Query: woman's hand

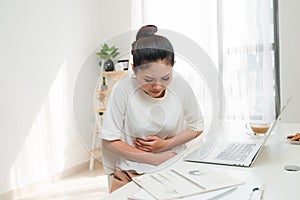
134;136;170;152
103;139;176;166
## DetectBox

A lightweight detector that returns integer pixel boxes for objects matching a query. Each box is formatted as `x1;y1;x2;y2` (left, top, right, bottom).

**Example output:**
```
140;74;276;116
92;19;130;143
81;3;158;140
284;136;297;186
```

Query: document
131;165;243;200
129;182;263;200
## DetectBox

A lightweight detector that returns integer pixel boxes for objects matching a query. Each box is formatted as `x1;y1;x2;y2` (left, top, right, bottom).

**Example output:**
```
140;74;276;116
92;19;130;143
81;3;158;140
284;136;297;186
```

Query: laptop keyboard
215;143;257;162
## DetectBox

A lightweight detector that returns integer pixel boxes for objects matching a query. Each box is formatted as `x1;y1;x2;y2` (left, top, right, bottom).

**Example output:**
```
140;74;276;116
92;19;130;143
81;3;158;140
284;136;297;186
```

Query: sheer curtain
220;0;276;121
131;0;277;123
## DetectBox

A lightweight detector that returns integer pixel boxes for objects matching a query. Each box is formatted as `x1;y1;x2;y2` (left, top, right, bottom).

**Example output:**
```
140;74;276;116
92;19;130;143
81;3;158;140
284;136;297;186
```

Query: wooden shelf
96;109;106;113
90;148;101;156
90;69;128;170
100;70;128;75
97;89;112;93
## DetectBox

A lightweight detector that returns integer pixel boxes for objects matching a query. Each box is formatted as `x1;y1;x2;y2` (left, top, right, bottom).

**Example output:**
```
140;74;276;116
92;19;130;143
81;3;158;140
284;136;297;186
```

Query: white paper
132;165;243;200
128;182;263;200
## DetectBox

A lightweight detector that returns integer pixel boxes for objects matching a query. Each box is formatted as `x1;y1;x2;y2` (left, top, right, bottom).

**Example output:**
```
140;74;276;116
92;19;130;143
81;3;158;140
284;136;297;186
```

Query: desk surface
101;122;300;200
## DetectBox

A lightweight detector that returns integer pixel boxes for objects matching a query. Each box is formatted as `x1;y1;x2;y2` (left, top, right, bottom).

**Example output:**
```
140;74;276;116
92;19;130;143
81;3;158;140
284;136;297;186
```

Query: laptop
184;97;292;167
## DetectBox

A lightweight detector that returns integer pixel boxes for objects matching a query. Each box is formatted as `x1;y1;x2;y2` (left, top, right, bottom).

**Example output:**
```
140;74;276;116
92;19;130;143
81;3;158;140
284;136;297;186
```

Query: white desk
101;122;300;200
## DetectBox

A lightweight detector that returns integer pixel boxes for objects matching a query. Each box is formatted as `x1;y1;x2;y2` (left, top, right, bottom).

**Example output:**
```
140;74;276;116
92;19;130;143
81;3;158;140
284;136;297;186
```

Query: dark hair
131;25;174;70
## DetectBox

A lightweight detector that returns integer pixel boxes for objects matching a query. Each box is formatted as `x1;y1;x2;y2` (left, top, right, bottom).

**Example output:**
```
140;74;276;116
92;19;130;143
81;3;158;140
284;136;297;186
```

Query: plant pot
104;59;114;71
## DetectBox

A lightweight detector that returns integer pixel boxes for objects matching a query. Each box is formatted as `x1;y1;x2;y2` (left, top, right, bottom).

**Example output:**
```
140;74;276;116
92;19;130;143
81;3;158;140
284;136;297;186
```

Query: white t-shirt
100;73;204;174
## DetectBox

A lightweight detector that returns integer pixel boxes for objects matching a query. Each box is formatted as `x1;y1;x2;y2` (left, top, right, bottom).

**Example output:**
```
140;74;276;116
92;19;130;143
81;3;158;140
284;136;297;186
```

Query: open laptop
184;97;292;167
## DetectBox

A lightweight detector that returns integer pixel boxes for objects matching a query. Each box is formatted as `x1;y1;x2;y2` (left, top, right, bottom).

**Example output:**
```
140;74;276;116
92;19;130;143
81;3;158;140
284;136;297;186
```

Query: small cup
246;121;271;135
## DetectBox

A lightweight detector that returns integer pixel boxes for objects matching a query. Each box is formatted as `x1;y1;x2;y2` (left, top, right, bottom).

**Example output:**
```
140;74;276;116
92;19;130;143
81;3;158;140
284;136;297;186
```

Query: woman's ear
131;64;137;76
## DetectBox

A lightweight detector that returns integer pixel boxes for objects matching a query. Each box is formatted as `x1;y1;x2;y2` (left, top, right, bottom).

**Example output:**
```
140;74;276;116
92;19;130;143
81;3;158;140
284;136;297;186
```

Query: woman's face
135;60;173;98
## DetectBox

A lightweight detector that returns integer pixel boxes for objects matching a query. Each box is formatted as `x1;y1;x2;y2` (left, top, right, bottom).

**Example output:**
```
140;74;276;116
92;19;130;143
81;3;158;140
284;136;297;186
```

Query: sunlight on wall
9;61;70;190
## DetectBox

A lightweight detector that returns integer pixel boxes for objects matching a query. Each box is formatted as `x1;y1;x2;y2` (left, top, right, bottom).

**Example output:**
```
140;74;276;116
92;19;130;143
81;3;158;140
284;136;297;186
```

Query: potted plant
96;43;120;71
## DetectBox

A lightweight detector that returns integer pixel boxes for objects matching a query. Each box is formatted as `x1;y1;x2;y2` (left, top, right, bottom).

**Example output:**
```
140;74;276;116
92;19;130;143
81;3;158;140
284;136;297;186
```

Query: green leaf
111;52;120;58
109;45;117;51
96;43;120;60
102;43;109;51
110;48;118;55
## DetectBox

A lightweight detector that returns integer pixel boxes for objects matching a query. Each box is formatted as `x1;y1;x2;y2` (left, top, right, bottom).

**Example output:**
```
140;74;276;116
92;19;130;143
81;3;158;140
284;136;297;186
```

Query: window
219;0;278;121
132;0;279;123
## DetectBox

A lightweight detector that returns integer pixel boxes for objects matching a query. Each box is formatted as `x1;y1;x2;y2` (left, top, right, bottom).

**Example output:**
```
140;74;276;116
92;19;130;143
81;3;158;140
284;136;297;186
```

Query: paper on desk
127;187;234;200
128;182;263;200
131;165;243;200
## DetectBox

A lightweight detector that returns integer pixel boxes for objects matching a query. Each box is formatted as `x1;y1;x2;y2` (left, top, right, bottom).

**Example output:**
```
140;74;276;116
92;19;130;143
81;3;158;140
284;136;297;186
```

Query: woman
100;25;204;192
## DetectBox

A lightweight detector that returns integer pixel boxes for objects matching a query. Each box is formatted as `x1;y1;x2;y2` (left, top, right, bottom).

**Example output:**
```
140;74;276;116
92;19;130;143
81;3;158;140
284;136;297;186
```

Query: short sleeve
182;84;204;132
100;81;127;141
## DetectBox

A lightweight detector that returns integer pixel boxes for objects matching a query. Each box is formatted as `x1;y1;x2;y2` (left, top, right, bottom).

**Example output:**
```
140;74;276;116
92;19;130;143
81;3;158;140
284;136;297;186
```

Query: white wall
0;0;131;195
2;0;298;195
279;0;300;122
73;0;133;158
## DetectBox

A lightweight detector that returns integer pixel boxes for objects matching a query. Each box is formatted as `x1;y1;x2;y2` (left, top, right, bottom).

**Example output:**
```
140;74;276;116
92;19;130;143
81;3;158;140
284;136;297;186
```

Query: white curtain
220;0;275;121
131;0;276;122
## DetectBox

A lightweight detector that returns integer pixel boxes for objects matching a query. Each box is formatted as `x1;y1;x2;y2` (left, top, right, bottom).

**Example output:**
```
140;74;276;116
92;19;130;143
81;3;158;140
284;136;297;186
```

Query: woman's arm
102;139;177;166
134;128;203;152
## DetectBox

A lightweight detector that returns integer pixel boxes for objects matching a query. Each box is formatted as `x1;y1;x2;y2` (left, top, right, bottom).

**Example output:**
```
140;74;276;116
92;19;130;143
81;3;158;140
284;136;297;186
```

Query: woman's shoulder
168;73;195;101
113;76;132;87
171;73;191;89
110;76;136;95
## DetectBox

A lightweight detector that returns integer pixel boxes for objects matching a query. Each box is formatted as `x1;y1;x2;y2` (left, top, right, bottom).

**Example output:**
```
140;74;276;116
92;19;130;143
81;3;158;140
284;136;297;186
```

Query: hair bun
136;25;157;40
